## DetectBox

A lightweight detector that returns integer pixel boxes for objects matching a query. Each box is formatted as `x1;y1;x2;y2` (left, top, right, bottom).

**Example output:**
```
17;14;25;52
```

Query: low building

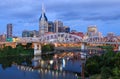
0;34;6;42
22;30;39;37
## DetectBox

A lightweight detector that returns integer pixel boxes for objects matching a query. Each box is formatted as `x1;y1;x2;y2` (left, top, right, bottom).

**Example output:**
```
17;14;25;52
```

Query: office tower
39;4;48;36
7;24;12;38
54;20;63;33
64;26;70;33
86;25;102;38
48;21;55;32
87;25;98;37
87;25;97;33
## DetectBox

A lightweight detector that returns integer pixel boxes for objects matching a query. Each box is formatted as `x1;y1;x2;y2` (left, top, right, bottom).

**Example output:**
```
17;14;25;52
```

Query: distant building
87;26;97;33
22;30;39;37
39;4;48;36
54;20;63;33
64;26;70;33
58;26;64;32
107;32;115;37
71;30;77;33
0;34;6;42
48;21;55;32
86;25;102;38
7;24;13;38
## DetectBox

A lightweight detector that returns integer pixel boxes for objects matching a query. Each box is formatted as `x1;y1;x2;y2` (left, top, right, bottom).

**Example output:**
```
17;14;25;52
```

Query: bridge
1;33;120;55
15;33;120;45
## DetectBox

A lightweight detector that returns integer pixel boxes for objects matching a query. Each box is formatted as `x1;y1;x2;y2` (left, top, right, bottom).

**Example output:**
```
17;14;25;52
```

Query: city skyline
0;0;120;36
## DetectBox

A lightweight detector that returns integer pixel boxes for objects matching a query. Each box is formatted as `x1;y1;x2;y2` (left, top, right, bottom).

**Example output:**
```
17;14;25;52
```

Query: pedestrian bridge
17;33;83;43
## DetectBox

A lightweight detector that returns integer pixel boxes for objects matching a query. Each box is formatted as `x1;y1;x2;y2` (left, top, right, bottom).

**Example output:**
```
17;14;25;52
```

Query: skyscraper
86;25;102;38
39;4;48;36
54;20;63;33
48;21;55;32
7;24;12;38
64;26;70;33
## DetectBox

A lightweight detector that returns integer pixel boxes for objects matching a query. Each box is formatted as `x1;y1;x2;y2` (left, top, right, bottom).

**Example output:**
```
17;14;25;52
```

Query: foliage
85;55;101;76
0;56;33;69
85;45;120;78
42;44;55;53
0;43;34;58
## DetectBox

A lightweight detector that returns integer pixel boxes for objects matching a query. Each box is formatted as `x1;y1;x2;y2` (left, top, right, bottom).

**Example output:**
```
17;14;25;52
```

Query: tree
42;44;55;53
85;55;101;76
42;44;51;52
101;67;112;79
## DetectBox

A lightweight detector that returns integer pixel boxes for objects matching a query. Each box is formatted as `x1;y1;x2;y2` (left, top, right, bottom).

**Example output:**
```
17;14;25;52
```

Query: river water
0;54;82;79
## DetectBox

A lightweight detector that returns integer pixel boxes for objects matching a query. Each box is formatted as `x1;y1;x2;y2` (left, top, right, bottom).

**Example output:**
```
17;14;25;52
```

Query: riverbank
0;44;34;58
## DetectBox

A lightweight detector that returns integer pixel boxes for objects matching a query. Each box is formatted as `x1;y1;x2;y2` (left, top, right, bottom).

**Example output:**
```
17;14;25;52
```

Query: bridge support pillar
118;45;120;51
81;43;85;50
34;43;41;56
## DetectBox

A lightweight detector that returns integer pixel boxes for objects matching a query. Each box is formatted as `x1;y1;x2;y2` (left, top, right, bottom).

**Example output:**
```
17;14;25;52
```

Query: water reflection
0;55;79;79
0;56;33;69
32;55;82;73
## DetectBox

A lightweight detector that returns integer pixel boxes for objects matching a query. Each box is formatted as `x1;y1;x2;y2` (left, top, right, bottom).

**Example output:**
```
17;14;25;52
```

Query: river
0;52;82;79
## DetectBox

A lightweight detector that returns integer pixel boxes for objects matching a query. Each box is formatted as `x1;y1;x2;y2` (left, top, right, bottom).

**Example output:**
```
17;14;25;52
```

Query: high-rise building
86;25;102;38
64;26;70;33
7;24;13;38
48;21;55;32
87;25;97;33
39;4;48;36
54;20;63;33
87;25;98;37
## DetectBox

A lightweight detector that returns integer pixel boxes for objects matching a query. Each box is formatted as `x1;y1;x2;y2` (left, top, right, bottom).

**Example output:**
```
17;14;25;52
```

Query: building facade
22;30;39;37
64;26;70;33
0;34;6;42
39;4;48;36
7;24;13;38
54;20;63;33
86;25;102;38
48;21;55;32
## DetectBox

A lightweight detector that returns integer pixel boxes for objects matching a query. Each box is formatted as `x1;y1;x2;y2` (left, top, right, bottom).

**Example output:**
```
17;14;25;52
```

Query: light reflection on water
0;55;80;79
32;56;82;73
0;64;78;79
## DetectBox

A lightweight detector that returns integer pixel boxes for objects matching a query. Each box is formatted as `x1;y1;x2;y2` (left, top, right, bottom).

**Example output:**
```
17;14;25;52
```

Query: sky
0;0;120;36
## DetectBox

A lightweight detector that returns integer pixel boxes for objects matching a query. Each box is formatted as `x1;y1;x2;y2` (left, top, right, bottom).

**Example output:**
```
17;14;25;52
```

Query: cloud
0;0;120;35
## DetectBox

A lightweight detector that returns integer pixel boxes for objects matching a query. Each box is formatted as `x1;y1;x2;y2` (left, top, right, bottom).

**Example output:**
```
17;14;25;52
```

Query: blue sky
0;0;120;36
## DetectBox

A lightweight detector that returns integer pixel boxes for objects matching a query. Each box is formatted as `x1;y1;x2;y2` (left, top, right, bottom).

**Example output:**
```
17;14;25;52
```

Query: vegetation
0;43;34;58
0;56;33;69
42;44;54;53
85;46;120;79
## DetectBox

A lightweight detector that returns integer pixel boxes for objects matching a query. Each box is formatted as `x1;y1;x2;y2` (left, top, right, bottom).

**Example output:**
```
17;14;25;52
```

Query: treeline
85;46;120;79
0;56;33;69
0;43;34;58
42;44;54;53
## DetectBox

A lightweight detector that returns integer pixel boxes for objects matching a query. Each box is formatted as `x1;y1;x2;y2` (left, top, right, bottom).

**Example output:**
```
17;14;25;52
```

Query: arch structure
39;33;83;43
84;36;120;45
104;36;120;42
84;36;104;43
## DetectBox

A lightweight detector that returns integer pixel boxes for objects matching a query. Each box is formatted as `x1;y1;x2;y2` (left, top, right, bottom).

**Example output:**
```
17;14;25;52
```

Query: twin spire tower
39;3;48;36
